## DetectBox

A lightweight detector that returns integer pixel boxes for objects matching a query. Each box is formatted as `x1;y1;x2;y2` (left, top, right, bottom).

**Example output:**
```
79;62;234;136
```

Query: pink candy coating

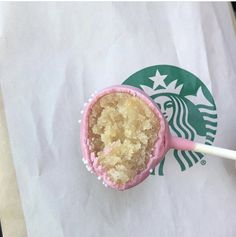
80;85;172;190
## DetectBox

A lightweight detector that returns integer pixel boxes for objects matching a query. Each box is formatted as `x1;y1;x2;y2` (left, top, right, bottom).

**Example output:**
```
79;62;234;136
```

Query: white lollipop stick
170;136;236;161
194;143;236;161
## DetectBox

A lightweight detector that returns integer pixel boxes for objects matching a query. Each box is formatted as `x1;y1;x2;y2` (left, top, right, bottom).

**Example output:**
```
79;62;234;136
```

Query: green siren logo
122;65;217;175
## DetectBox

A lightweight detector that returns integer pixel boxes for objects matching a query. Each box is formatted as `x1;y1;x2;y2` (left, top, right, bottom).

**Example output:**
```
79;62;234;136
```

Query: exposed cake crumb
88;92;160;185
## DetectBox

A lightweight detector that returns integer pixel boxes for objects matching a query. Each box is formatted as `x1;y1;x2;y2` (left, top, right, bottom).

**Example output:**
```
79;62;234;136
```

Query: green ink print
122;65;217;175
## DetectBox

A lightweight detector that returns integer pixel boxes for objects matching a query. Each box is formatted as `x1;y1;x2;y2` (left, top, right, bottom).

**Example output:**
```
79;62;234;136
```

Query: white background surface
1;2;236;236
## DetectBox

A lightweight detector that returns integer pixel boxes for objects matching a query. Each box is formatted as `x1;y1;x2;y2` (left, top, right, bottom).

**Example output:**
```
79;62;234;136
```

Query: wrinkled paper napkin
0;2;236;237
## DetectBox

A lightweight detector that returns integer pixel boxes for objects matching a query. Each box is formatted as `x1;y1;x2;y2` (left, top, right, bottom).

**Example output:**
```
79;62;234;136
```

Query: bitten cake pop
80;85;236;190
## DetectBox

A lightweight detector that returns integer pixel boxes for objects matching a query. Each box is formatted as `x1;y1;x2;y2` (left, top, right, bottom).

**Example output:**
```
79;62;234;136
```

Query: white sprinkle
80;110;84;114
84;102;88;106
86;165;91;171
98;176;101;180
102;181;108;187
88;98;92;102
78;120;81;124
149;169;153;173
91;170;94;174
84;159;88;165
91;93;95;97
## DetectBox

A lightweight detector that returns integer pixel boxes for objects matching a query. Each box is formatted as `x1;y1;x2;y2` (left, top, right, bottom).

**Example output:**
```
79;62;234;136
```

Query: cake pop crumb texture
88;92;160;186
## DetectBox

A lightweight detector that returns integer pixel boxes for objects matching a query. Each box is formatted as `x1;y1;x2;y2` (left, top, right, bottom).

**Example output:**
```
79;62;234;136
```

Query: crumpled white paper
1;2;236;237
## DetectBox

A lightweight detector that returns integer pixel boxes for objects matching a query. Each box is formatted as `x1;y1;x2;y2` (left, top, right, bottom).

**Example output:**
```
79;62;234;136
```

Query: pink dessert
80;86;168;190
80;85;194;190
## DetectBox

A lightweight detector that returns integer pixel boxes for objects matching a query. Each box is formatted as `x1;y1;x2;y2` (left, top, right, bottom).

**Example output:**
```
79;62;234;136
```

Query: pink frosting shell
80;85;171;191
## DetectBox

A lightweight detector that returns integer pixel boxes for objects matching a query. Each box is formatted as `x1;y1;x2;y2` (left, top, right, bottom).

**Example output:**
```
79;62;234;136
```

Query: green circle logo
122;65;217;175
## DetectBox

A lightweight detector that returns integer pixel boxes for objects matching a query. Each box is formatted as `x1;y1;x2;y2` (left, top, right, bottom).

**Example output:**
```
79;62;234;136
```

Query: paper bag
0;2;236;237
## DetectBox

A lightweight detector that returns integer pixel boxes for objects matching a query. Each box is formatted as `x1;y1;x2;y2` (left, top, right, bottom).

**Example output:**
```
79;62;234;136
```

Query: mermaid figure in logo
153;93;205;173
141;80;217;175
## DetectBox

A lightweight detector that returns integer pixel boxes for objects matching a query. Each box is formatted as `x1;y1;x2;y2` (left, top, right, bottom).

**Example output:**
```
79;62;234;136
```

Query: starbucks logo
122;65;217;175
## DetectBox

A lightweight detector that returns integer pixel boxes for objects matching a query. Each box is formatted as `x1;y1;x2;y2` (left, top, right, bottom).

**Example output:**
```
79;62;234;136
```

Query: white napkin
0;2;236;236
